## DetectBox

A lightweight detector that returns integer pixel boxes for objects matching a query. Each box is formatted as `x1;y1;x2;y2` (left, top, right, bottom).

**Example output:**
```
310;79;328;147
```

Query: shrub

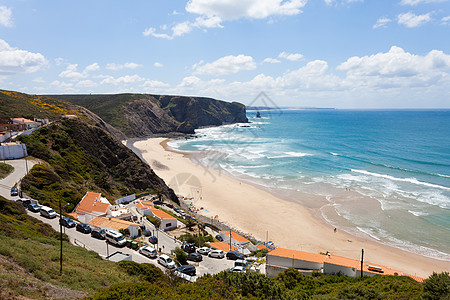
422;272;450;300
173;247;187;266
117;261;165;283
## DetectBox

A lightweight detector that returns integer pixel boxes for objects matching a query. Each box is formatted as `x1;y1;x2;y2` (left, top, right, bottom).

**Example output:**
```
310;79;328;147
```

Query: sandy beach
131;137;450;278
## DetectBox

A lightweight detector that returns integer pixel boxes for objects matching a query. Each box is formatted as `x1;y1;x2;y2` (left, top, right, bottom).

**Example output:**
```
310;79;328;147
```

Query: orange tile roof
13;118;35;123
75;191;110;214
88;216;138;230
257;244;268;250
207;242;237;252
136;203;149;210
152;209;176;220
268;248;326;264
140;200;154;207
220;231;251;243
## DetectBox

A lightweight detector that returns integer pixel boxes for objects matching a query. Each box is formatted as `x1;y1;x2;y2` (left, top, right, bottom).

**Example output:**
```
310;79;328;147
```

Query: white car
197;247;211;255
229;266;246;273
139;246;157;259
158;254;176;269
208;249;225;259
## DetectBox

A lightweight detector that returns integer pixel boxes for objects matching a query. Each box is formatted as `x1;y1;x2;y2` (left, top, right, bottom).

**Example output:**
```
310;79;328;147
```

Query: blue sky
0;0;449;108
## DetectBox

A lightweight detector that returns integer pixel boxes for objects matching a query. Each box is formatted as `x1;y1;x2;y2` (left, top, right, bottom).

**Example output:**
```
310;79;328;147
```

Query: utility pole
59;199;63;275
360;249;364;278
229;231;232;251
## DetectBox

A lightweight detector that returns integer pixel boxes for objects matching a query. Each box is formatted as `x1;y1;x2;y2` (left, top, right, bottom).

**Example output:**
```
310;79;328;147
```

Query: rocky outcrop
52;93;248;137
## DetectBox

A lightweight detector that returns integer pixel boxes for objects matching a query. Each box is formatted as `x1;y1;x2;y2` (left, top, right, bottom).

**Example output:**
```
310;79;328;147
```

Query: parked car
158;254;175;269
27;202;41;213
10;187;18;196
149;236;158;244
197;247;211;255
176;265;196;276
181;242;196;253
153;200;163;206
105;230;126;247
59;216;76;228
208;250;225;259
226;251;245;260
76;223;91;234
40;206;57;219
215;234;224;242
91;228;106;240
235;259;248;267
228;266;246;273
187;252;203;262
142;229;151;237
19;198;31;207
139;246;157;259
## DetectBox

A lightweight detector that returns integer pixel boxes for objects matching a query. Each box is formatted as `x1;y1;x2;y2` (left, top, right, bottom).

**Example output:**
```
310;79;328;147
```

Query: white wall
0;144;28;160
266;254;323;271
324;262;357;277
115;194;136;205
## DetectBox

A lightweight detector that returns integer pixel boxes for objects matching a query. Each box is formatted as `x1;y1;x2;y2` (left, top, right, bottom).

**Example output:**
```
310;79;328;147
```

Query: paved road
0;158;35;200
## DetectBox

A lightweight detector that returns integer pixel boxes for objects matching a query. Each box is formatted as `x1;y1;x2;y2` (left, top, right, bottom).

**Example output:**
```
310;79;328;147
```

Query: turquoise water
168;110;450;260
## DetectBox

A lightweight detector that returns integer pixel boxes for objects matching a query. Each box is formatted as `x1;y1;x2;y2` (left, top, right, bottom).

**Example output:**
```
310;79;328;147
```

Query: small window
166;222;172;227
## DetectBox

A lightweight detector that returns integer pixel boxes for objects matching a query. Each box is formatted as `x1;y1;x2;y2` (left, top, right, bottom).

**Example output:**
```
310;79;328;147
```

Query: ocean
168;109;450;261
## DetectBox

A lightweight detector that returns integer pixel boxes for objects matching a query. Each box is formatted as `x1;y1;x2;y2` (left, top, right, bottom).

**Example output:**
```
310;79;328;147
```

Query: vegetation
0;90;80;120
17;118;177;212
173;247;188;266
146;215;161;228
0;162;14;179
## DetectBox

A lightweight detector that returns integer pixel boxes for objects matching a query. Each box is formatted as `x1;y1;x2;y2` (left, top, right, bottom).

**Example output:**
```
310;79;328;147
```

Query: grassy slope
0;90;81;120
0;162;14;179
17;119;178;212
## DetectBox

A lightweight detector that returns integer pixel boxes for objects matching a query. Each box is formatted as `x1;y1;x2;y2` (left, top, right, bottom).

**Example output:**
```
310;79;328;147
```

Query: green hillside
17;118;178;212
0;90;81;120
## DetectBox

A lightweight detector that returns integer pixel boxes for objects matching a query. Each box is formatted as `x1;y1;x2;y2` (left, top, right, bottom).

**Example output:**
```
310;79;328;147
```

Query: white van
40;206;57;219
105;230;126;247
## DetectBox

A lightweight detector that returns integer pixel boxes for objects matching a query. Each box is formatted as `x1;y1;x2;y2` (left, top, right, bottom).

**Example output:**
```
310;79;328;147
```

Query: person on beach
334;228;337;233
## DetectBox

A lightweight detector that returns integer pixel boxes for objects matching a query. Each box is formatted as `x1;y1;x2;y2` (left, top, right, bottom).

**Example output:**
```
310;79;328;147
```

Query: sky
0;0;449;108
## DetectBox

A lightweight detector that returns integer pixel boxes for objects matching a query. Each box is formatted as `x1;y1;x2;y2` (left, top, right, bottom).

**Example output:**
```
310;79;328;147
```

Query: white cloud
143;16;223;39
263;57;281;63
337;46;450;81
442;15;450;25
142;79;170;89
401;0;447;5
0;6;12;27
84;62;100;72
398;12;432;27
278;51;304;61
100;74;146;85
76;80;97;88
154;62;163;67
106;62;142;70
59;64;86;80
0;39;47;75
373;17;392;29
186;0;307;20
193;54;257;75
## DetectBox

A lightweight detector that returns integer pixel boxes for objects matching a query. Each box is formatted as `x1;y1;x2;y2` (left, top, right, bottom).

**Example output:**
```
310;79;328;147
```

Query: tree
119;228;130;237
173;247;187;266
422;272;450;300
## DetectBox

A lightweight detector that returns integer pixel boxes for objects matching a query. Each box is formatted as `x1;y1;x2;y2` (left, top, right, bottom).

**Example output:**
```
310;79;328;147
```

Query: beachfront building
12;118;40;130
218;230;257;255
150;209;177;231
88;216;141;238
266;247;424;282
266;248;325;277
69;191;111;223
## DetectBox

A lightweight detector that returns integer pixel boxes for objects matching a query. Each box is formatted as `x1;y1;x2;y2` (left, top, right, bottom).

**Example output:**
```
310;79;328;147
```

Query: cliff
51;93;248;137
